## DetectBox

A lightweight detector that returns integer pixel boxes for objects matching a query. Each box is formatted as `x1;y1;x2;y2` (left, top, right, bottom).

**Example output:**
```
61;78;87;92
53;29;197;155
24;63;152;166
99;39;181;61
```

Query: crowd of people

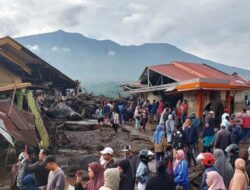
10;98;250;190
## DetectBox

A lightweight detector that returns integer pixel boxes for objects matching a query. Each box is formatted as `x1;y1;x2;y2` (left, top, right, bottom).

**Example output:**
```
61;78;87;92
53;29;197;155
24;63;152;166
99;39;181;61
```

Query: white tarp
0;119;15;147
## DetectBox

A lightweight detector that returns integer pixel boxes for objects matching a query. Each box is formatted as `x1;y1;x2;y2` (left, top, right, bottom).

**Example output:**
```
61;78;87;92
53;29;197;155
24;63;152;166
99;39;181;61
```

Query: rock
46;102;82;120
67;154;99;177
64;120;98;131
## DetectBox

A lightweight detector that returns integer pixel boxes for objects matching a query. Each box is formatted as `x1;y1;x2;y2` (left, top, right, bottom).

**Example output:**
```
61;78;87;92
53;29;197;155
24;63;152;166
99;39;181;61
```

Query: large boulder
46;102;82;120
67;154;99;177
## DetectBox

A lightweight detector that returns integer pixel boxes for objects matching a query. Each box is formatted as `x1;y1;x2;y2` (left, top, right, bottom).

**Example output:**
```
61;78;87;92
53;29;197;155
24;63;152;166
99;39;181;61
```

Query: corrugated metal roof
0;98;37;146
148;61;250;87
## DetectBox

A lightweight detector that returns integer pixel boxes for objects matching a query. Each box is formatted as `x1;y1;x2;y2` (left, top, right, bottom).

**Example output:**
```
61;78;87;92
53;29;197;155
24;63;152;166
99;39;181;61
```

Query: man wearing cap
122;145;140;189
100;147;116;169
214;122;231;151
44;155;65;190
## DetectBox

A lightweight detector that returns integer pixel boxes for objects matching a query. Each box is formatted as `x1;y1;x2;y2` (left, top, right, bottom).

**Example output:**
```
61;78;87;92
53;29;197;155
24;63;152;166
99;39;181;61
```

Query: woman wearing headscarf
145;161;174;190
75;162;104;190
153;124;165;162
203;119;215;153
213;149;234;189
118;160;133;190
173;150;189;190
229;158;249;190
206;171;226;190
99;168;120;190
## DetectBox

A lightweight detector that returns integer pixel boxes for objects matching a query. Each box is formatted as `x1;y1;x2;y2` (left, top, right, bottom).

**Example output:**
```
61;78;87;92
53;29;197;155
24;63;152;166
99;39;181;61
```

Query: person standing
145;161;174;190
213;149;234;189
172;122;185;159
153;124;165;162
229;158;249;190
197;152;219;190
166;114;175;144
242;108;250;142
141;108;148;131
136;150;151;190
44;155;65;190
173;150;189;190
99;168;120;190
100;147;116;170
202;121;215;153
75;162;104;190
214;122;231;151
206;171;226;190
229;117;243;145
180;100;189;123
117;160;133;190
122;145;139;189
184;118;197;166
150;100;157;122
134;106;141;130
24;149;50;188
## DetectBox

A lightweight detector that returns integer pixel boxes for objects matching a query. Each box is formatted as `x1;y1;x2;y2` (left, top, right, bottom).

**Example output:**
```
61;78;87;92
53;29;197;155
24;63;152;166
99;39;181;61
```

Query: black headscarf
118;160;133;190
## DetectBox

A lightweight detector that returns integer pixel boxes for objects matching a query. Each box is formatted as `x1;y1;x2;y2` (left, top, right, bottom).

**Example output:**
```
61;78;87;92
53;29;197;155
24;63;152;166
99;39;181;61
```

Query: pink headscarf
173;150;185;171
206;171;226;190
85;162;104;190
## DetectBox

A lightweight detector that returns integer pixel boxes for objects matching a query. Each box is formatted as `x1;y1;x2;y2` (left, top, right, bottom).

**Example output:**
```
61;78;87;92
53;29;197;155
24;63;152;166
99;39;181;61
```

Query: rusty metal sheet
0;98;37;146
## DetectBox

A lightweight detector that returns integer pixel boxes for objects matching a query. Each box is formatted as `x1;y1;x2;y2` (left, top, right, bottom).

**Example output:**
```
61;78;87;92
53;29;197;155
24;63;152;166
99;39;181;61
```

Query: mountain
15;30;250;96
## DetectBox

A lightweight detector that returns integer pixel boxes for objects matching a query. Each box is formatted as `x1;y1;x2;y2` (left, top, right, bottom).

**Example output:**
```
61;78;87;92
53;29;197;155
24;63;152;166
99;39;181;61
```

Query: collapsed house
0;36;77;148
122;61;250;123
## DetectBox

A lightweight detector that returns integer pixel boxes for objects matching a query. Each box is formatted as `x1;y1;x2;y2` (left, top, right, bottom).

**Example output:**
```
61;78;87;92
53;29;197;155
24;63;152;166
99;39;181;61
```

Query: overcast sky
0;0;249;69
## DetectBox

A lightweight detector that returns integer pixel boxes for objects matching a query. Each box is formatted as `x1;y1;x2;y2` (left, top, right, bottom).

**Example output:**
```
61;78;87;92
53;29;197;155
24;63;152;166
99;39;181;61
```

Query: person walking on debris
96;106;104;129
75;162;104;190
111;110;119;134
122;145;139;189
183;118;197;166
134;105;141;130
153;123;165;160
180;100;189;123
44;155;65;190
100;147;116;170
117;159;134;190
229;158;249;190
145;160;174;190
136;150;151;190
213;149;234;189
173;150;189;190
140;108;148;131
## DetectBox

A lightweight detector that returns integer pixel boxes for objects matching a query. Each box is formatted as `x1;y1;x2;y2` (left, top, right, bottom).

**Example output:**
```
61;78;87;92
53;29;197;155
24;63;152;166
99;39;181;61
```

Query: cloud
0;0;249;69
26;44;40;51
108;50;116;56
51;46;58;51
51;46;71;52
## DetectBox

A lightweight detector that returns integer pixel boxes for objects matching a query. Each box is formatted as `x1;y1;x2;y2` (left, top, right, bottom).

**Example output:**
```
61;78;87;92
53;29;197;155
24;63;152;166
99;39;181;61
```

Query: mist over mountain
15;30;250;96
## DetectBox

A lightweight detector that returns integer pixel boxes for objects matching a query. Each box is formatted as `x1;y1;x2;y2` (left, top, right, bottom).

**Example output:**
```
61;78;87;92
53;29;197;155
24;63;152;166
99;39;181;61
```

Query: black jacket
145;173;174;190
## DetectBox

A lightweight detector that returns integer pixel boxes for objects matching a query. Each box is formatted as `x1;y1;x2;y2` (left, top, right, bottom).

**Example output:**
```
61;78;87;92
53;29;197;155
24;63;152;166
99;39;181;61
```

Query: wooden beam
0;51;31;74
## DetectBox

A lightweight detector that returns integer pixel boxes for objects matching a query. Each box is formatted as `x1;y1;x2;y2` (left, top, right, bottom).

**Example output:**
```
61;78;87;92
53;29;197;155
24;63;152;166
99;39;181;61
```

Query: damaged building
0;36;77;149
122;61;250;123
